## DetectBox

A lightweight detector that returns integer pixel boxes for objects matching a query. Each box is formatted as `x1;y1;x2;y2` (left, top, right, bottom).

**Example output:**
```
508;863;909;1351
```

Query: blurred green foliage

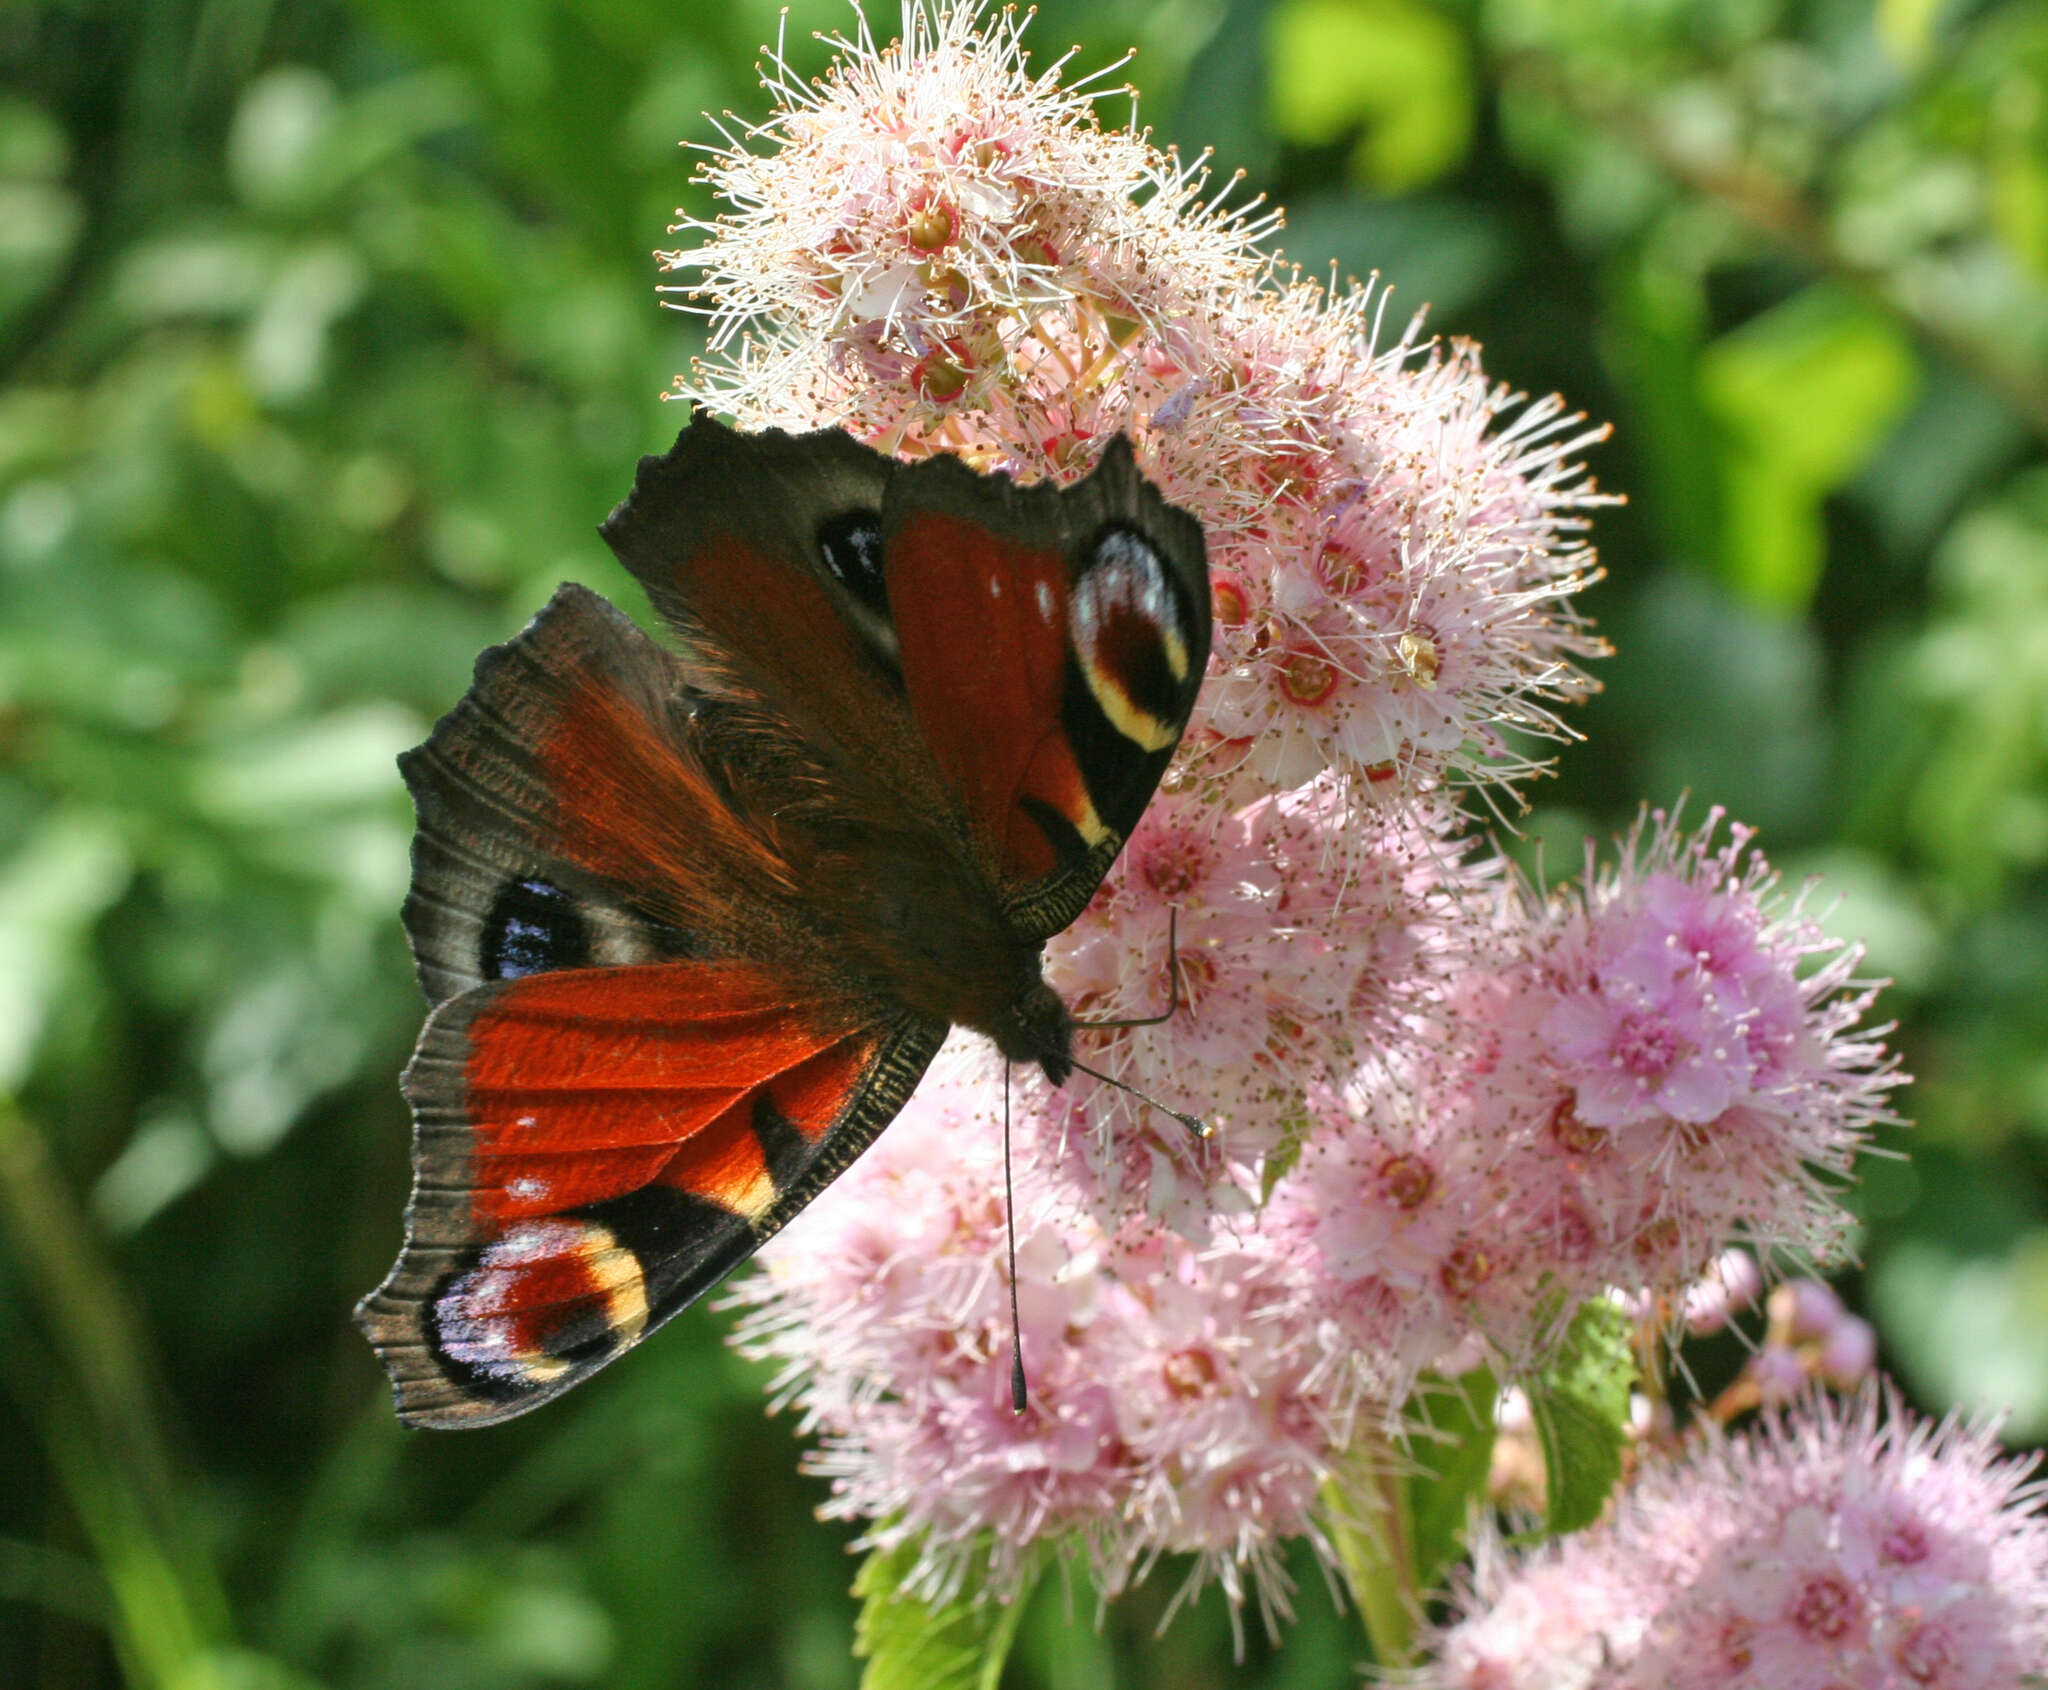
2;0;2045;1684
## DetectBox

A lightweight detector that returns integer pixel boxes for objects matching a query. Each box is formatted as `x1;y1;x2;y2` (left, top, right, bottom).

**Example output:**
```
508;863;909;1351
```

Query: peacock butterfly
354;410;1210;1427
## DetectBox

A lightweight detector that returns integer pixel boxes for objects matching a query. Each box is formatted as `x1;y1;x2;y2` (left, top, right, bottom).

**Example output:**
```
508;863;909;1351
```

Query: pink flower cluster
742;809;1899;1596
665;1;1608;805
1487;811;1898;1302
1036;783;1484;1226
734;1064;1330;1625
1421;1385;2048;1690
1256;811;1898;1414
681;0;1907;1629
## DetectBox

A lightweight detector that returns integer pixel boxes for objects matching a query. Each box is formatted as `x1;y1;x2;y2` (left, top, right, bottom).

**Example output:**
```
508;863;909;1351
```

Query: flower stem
1324;1434;1418;1668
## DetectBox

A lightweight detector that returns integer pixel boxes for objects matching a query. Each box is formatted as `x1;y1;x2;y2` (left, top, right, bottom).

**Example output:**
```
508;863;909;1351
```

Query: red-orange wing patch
876;439;1212;941
355;959;945;1427
886;509;1096;887
399;582;803;1008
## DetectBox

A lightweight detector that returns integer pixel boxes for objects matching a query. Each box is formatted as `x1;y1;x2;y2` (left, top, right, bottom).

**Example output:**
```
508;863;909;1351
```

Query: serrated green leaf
1403;1367;1498;1593
1528;1300;1635;1535
852;1539;1038;1690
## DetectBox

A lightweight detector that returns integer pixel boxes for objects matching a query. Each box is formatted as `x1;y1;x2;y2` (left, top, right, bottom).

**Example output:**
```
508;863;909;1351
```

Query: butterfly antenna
1066;1055;1213;1141
1074;908;1187;1031
1004;1060;1028;1415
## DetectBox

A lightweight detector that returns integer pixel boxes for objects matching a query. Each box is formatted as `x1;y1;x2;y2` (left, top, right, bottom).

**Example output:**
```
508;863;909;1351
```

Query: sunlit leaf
188;704;423;824
0;812;131;1089
1699;284;1919;613
1870;1230;2048;1441
1527;1299;1634;1535
1875;0;1947;69
852;1540;1037;1690
1404;1367;1498;1594
1266;0;1473;192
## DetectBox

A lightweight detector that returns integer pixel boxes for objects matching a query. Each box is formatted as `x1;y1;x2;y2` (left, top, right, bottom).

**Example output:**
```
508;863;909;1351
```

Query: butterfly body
357;413;1206;1426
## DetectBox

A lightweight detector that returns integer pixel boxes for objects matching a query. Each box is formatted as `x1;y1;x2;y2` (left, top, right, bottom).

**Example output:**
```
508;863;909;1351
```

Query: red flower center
1317;542;1374;597
1548;1096;1610;1154
912;342;972;402
1895;1621;1958;1683
1162;1348;1219;1398
1788;1573;1860;1641
1440;1242;1494;1298
1632;1217;1682;1265
906;199;956;252
1140;835;1207;900
1377;1154;1435;1210
1211;574;1249;626
1882;1517;1930;1565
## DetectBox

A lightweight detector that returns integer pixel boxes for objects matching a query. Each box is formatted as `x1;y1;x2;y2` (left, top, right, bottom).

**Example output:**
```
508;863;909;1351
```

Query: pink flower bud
1750;1342;1811;1403
1820;1314;1878;1387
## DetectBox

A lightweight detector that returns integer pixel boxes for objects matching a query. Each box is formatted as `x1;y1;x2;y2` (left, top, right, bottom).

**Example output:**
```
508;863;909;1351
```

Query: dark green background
3;0;2045;1684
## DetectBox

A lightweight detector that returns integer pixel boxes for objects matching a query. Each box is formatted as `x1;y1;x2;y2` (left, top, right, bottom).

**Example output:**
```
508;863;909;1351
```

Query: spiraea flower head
679;0;1912;1639
1494;807;1903;1297
1416;1384;2048;1690
664;1;1270;476
1188;297;1610;800
1037;782;1486;1225
734;1049;1340;1620
1251;809;1902;1411
666;0;1610;809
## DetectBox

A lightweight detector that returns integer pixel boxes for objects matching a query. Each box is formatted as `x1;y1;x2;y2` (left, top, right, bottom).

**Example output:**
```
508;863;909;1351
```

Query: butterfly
354;410;1210;1426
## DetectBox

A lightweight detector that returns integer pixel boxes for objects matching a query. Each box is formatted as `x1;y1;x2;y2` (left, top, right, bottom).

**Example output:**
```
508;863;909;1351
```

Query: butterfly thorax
801;831;1075;1085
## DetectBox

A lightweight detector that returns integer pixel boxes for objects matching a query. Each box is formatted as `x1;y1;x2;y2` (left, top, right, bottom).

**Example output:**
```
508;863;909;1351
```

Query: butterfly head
996;974;1075;1087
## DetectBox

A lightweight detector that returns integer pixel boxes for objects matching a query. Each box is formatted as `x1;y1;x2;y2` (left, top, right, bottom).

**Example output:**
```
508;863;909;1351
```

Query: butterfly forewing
878;440;1209;938
398;582;799;1005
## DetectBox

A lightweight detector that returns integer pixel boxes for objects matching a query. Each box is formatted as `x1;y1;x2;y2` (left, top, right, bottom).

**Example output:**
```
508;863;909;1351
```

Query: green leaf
1992;142;2048;279
1403;1367;1498;1593
852;1539;1039;1690
1261;1101;1315;1202
1875;0;1947;69
1265;0;1474;192
0;813;131;1090
1869;1227;2048;1442
1699;283;1918;613
1527;1300;1635;1535
1600;243;1720;570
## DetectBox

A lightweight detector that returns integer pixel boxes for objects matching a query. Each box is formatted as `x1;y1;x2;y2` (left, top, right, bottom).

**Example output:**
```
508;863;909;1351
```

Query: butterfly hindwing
358;961;943;1426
